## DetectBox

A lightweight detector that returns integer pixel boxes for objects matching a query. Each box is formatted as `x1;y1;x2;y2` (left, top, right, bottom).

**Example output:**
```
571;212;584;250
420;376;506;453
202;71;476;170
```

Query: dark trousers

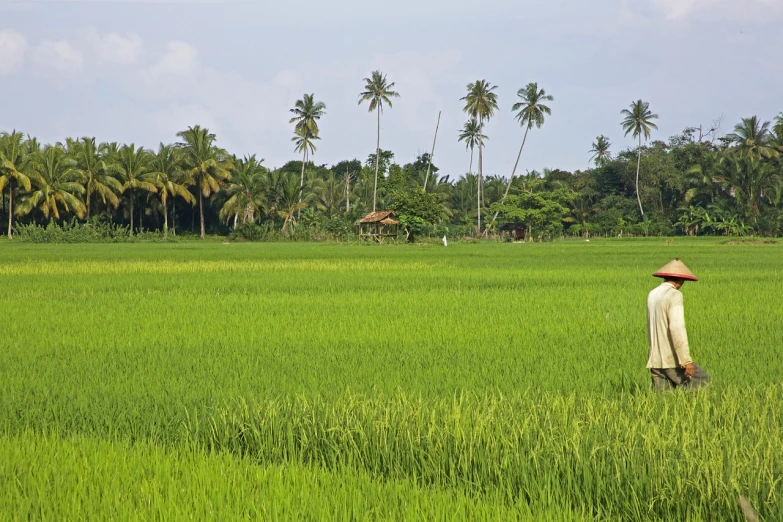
650;364;710;390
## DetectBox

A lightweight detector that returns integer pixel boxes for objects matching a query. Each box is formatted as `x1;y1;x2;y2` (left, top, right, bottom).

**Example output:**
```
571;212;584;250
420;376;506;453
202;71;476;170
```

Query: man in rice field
646;258;710;390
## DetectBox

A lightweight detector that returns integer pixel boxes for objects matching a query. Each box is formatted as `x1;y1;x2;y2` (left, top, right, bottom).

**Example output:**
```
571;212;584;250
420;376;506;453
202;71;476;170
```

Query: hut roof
380;217;399;225
357;210;396;224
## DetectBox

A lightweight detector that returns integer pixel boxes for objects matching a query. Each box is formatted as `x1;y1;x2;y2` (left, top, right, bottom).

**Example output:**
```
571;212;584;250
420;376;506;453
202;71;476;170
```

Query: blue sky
0;0;781;178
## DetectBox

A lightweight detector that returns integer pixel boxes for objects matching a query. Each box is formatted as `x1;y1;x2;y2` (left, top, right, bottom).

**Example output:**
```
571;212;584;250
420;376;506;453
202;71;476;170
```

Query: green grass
0;239;781;520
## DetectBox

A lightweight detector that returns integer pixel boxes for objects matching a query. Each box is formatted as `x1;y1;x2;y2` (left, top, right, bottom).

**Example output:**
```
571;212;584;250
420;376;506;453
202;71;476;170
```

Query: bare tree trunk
490;125;530;227
423;111;441;192
233;213;238;230
635;135;645;220
7;181;13;240
469;147;474;175
199;185;205;239
172;199;176;236
372;106;380;212
163;197;168;239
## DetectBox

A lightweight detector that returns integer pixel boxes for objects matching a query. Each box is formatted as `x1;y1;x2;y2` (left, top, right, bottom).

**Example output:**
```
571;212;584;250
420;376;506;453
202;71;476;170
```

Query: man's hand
683;363;696;378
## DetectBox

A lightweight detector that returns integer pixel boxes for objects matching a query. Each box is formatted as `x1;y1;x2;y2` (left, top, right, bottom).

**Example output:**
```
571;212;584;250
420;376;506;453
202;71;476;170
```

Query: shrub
14;218;172;243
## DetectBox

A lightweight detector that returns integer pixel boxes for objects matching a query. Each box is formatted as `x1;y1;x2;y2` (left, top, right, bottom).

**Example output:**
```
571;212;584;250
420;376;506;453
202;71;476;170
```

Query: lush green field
1;240;781;520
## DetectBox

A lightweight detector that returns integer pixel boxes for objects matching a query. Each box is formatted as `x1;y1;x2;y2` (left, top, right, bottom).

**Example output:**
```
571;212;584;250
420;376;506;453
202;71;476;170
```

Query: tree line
2;70;782;241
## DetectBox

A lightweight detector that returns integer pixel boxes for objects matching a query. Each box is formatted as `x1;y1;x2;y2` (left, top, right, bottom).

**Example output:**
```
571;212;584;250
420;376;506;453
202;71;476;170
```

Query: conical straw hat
653;258;698;281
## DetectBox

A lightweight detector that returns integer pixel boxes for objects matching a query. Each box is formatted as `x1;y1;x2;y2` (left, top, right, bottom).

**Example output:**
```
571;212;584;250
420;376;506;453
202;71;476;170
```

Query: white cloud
650;0;698;19
83;29;142;65
273;69;302;88
144;103;220;140
650;0;782;20
16;0;229;3
367;50;462;134
0;30;27;75
148;41;198;78
32;39;84;73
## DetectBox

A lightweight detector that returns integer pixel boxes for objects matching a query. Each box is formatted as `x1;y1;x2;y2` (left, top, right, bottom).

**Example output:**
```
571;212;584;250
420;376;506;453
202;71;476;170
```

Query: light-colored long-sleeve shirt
646;282;693;369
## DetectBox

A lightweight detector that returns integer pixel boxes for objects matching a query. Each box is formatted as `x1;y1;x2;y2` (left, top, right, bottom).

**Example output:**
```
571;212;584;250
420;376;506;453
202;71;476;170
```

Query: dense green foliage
2;74;780;241
0;240;781;519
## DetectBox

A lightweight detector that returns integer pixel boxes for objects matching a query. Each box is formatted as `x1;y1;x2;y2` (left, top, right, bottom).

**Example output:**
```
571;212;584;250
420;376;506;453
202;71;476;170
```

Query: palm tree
774;113;783;142
621;100;659;220
727;116;778;159
272;172;307;235
291;127;320;217
715;153;777;223
774;113;783;158
314;171;345;218
101;141;120;159
358;70;400;212
289;93;326;205
351;169;375;213
571;193;595;238
150;143;194;238
450;174;479;225
16;145;86;222
491;82;553;226
176;125;233;239
0;131;33;238
461;79;499;233
457;118;486;175
589;135;612;166
684;163;718;208
482;175;506;209
72;137;122;219
220;154;267;228
115;144;157;235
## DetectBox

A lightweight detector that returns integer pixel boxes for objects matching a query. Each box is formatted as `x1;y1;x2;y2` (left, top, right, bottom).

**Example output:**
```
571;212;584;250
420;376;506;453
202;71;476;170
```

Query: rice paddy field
1;238;782;520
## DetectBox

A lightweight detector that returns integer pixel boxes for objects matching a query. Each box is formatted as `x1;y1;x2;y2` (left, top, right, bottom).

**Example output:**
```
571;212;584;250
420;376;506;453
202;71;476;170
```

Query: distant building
499;222;526;241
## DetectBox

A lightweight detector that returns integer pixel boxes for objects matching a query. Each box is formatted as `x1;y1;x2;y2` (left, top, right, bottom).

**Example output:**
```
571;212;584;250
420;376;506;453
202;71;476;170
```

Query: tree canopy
2;97;782;242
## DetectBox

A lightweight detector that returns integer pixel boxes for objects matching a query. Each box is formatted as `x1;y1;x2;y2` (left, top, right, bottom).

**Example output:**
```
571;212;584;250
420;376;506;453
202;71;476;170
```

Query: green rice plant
0;239;781;519
0;433;590;521
181;388;783;520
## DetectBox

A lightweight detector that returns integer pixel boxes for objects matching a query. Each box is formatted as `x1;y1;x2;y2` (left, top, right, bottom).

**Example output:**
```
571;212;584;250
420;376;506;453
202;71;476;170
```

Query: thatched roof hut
356;210;399;242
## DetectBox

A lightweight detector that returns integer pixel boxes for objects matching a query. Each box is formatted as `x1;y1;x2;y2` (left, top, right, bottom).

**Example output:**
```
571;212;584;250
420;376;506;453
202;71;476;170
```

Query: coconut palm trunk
344;171;351;214
635;134;644;220
373;105;381;212
490;125;530;226
7;181;13;239
299;152;306;200
129;191;135;236
469;148;474;175
621;100;656;221
423;111;441;192
163;198;169;239
477;144;483;234
199;187;205;239
298;149;307;219
86;181;93;219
